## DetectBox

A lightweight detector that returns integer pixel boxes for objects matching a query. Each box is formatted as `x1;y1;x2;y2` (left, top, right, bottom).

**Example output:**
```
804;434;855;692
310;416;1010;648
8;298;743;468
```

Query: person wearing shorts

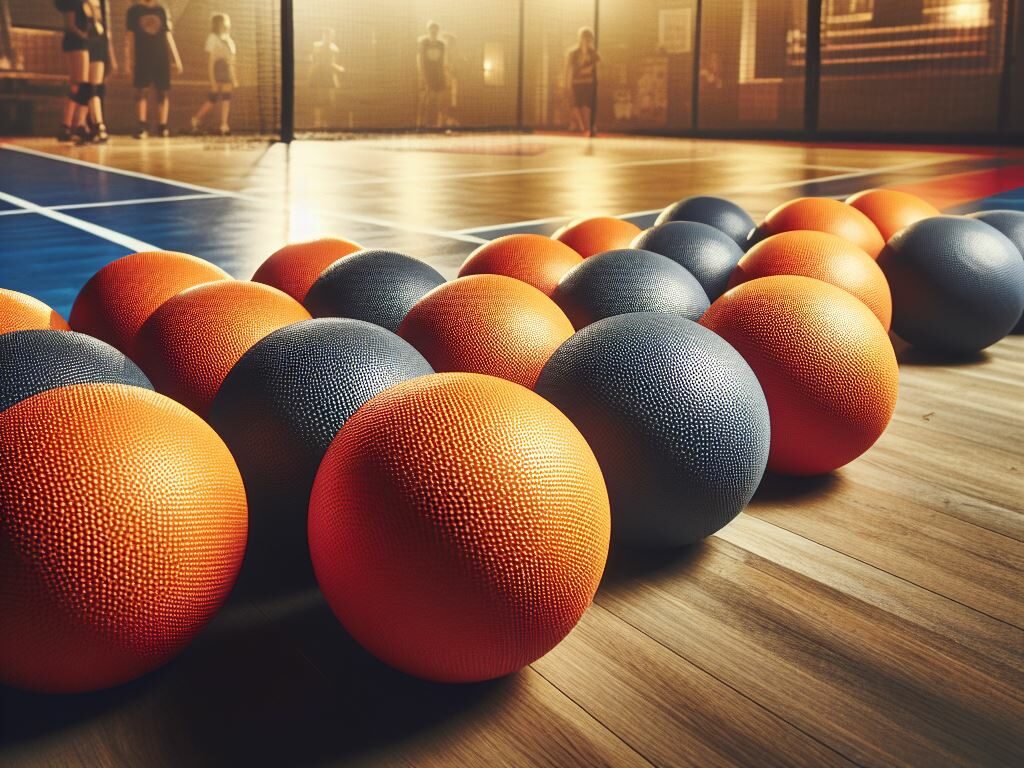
566;27;600;137
416;21;448;129
190;13;236;136
309;28;344;130
56;0;112;143
125;0;181;138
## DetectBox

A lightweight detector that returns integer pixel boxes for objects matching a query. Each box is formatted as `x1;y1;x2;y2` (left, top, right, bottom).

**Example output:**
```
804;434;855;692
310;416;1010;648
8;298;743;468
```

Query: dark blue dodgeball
878;216;1024;354
968;210;1024;334
303;249;447;332
207;318;433;595
0;330;152;413
535;312;770;548
654;195;756;250
631;221;745;301
552;248;710;330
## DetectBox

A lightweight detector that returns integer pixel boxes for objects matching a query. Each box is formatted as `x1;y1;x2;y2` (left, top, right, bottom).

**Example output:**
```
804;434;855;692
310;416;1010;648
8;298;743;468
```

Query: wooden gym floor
0;134;1022;767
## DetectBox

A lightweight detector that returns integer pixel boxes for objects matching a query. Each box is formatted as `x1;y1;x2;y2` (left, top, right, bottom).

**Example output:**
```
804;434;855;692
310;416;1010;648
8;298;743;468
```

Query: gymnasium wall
2;0;1021;139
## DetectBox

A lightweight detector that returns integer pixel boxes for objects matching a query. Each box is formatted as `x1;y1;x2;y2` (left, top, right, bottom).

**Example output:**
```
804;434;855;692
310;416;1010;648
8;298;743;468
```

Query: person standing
190;13;236;136
565;26;600;137
308;28;343;131
56;0;113;143
416;21;447;130
125;0;182;138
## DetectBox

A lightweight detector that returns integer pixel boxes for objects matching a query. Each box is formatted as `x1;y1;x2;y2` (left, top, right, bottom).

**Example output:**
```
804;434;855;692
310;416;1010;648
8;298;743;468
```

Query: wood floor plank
598;537;1024;767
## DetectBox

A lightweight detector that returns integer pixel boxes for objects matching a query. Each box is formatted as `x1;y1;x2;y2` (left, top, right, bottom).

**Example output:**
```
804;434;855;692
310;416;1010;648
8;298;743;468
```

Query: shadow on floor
749;471;842;505
0;586;511;766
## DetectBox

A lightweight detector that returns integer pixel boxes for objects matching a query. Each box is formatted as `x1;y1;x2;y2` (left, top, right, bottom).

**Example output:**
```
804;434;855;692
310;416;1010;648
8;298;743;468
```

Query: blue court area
1;142;1022;320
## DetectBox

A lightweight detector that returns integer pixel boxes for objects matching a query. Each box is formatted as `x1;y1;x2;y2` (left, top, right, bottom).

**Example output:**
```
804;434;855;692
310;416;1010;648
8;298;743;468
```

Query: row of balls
2;190;1022;694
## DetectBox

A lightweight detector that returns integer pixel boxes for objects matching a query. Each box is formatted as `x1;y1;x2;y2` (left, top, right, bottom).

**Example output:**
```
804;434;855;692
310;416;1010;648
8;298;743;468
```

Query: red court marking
891;165;1024;209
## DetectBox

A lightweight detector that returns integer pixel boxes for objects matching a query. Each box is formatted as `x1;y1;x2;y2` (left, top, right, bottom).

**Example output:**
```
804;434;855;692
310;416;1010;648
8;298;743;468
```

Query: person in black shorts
565;26;600;137
55;1;113;143
416;21;448;129
125;0;182;138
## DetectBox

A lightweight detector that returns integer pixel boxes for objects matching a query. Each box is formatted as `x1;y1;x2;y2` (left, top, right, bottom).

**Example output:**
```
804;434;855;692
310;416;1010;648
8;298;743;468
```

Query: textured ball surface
69;251;231;359
700;276;898;476
756;197;886;258
0;383;247;693
845;189;941;242
458;234;583;296
554;216;642;258
208;319;433;590
0;330;152;413
535;313;769;547
252;237;363;303
969;210;1024;334
135;281;311;416
654;195;756;249
877;216;1024;353
553;248;710;330
729;231;893;329
303;249;446;333
0;289;70;335
398;274;574;388
631;220;745;300
308;373;610;683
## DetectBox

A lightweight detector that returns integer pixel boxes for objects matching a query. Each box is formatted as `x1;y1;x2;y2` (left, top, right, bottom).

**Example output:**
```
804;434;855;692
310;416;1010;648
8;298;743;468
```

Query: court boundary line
0;189;158;252
453;156;960;234
0;193;224;218
1;144;489;246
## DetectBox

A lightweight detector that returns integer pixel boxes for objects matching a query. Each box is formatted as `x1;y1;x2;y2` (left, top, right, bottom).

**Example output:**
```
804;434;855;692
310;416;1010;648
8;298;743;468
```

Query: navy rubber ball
303;249;447;332
654;195;756;250
878;216;1024;354
535;312;770;548
207;318;433;593
631;221;745;300
0;330;152;413
553;248;710;330
968;210;1024;334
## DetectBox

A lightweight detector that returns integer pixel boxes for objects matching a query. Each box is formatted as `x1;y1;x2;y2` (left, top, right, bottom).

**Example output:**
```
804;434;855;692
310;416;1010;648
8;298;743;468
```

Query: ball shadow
748;471;843;505
600;539;711;588
897;346;991;367
1;588;511;765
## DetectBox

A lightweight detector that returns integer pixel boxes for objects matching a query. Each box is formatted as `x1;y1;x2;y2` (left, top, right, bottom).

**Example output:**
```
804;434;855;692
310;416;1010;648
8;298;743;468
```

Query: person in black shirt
124;0;182;138
55;1;113;143
416;21;448;129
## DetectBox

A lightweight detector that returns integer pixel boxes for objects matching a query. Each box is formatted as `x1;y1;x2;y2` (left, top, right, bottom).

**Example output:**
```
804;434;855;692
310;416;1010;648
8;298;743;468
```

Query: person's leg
581;105;592;136
62;51;88;137
135;87;149;137
87;61;105;130
218;84;232;133
157;90;170;135
193;90;215;130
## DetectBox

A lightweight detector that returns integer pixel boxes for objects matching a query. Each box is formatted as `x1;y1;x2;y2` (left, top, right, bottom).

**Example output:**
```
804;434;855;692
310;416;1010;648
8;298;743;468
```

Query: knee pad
73;83;93;105
221;91;232;102
207;92;221;104
96;83;106;100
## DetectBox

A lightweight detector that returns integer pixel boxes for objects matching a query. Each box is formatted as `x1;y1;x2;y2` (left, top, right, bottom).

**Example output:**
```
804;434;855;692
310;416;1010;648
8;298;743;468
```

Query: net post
280;0;295;142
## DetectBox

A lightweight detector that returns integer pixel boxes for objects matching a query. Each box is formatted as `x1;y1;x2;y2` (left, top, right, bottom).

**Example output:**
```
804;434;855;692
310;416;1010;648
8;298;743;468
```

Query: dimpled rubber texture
135;281;311;417
845;189;941;242
630;221;745;300
308;372;610;683
0;288;70;334
535;312;770;547
398;274;574;389
877;216;1024;354
0;330;152;413
700;276;898;476
69;251;231;359
654;195;756;250
0;383;247;693
458;234;583;297
303;249;446;333
251;237;364;303
554;216;643;258
968;210;1024;334
755;197;886;258
553;248;710;330
728;231;893;329
207;319;433;590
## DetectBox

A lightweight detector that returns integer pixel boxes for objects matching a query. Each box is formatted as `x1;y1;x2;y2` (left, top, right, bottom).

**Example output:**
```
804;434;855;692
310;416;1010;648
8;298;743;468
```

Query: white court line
0;193;221;217
1;143;488;245
455;156;963;234
0;190;158;252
